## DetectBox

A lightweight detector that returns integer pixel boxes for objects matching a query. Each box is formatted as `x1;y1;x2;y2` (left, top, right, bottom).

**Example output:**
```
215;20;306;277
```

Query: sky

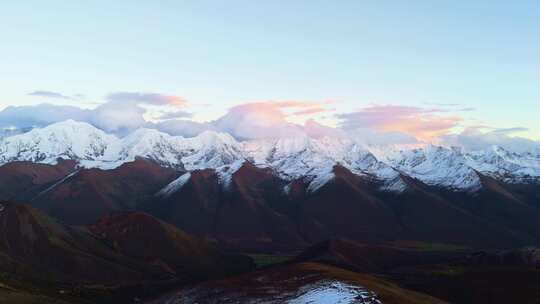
1;1;539;146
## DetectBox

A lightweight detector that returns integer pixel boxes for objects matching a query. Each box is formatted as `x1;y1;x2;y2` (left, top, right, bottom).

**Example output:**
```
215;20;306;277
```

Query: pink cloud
212;100;332;139
225;100;332;122
338;105;462;140
254;100;331;110
292;106;332;116
270;100;315;108
105;92;187;107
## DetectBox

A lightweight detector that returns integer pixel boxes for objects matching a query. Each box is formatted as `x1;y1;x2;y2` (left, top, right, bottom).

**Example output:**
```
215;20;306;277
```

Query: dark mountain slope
0;202;254;303
88;211;254;280
0;160;76;201
214;162;306;250
0;203;162;284
436;174;540;244
147;163;306;251
146;169;222;236
297;165;402;244
31;159;178;225
2;160;540;251
375;174;531;248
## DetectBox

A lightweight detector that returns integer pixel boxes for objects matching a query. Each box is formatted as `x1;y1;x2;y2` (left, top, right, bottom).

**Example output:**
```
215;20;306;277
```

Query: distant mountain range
2;120;539;191
1;120;540;251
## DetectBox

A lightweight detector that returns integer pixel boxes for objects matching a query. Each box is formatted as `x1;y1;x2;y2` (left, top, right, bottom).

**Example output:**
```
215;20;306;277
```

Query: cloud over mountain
1;91;189;134
0;104;91;129
337;105;462;141
156;110;193;120
441;127;539;153
0;95;537;152
91;92;189;133
213;102;306;140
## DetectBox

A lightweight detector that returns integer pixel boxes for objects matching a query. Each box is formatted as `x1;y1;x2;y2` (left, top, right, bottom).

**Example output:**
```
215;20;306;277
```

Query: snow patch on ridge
288;281;381;304
156;172;192;197
216;160;245;190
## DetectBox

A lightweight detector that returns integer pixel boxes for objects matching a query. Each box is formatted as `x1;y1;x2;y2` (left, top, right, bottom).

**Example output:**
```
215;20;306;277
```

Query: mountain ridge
1;120;539;194
2;120;540;251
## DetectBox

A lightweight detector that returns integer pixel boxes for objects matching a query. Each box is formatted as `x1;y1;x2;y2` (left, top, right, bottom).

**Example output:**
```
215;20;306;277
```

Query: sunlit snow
288;281;382;304
2;120;540;194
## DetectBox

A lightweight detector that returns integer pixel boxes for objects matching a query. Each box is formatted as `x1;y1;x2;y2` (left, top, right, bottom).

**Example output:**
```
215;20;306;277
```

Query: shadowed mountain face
437;174;540;244
147;163;540;250
0;160;77;201
148;169;222;236
88;211;254;280
0;203;254;303
10;159;180;225
2;159;540;251
291;166;540;249
373;174;533;249
296;165;402;244
147;163;307;251
0;203;160;284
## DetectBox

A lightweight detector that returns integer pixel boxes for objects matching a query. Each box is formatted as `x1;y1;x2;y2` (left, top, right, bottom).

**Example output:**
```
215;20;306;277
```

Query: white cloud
0;98;538;154
212;103;306;140
156;110;193;120
0;91;189;135
0;104;90;129
152;119;214;137
348;128;419;146
28;90;74;100
303;119;346;139
441;127;540;153
90;100;148;134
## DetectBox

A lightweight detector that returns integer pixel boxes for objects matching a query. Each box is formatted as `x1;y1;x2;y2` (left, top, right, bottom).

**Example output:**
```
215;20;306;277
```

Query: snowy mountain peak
194;130;238;146
0;119;118;164
1;120;540;193
30;119;111;139
382;144;482;191
465;144;540;182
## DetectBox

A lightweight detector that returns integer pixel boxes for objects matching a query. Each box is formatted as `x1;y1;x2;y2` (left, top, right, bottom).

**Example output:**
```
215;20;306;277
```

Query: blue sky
1;1;539;139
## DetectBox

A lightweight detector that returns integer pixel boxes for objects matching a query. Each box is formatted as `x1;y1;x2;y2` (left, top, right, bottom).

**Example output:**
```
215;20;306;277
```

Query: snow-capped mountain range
1;120;539;194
